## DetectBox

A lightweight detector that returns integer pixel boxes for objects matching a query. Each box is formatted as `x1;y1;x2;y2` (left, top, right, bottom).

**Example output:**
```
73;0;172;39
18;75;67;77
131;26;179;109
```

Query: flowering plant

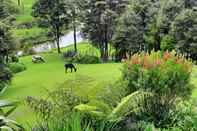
123;51;193;99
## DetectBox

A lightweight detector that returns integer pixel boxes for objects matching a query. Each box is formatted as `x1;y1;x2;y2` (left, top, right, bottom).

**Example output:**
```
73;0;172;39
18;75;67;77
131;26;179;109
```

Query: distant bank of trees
32;0;197;61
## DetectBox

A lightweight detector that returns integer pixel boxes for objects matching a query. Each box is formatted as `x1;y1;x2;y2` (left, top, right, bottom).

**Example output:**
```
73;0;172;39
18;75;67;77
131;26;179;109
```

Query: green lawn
14;0;35;25
0;44;197;128
0;49;122;127
11;0;47;46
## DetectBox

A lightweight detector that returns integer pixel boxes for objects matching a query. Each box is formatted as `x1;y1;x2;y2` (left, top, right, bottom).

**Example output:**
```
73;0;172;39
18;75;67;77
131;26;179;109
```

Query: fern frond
109;91;153;120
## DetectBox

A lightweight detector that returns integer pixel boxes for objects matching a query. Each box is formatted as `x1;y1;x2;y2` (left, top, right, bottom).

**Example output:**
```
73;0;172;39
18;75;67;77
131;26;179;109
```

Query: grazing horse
64;63;77;73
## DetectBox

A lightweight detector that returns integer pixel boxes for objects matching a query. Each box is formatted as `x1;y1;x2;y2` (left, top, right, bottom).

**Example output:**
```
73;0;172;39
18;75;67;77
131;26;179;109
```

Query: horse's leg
65;67;67;73
71;68;73;73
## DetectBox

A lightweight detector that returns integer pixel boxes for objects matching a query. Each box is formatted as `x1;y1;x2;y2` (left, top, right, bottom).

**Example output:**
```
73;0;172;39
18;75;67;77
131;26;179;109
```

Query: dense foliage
82;0;129;61
26;51;196;130
8;63;26;74
32;0;70;53
112;0;197;61
63;49;101;64
171;9;197;60
0;6;16;92
119;51;195;130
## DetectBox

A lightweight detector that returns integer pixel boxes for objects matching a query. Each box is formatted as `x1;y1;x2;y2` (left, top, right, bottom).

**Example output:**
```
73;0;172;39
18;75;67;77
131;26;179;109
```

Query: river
33;31;83;52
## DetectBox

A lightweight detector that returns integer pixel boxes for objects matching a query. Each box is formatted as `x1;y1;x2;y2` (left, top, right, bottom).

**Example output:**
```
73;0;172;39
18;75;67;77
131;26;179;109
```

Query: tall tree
171;9;197;60
112;0;157;59
0;22;15;64
0;2;15;90
129;0;154;50
65;0;85;53
32;0;70;53
184;0;197;8
112;8;144;60
17;0;21;6
145;0;184;51
0;0;17;63
82;0;128;61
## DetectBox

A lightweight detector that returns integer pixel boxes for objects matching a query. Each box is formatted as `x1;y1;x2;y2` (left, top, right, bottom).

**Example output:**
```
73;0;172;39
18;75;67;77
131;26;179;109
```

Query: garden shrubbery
28;51;196;131
63;50;101;64
74;55;101;64
8;63;26;74
116;51;195;130
122;51;193;96
0;66;12;92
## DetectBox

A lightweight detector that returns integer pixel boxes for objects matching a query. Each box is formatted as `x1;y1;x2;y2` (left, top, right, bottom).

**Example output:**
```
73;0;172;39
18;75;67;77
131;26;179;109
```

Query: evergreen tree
64;0;86;53
82;0;128;61
171;9;197;60
145;0;184;51
112;8;144;60
32;0;70;53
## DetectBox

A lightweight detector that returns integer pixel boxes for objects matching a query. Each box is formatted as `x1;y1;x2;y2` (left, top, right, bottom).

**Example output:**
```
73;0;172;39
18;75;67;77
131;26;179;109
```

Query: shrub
8;63;26;74
63;50;77;58
66;54;101;64
31;112;115;131
97;80;129;109
0;66;12;91
63;49;101;64
120;51;194;129
122;51;193;98
76;55;101;64
11;55;19;63
169;101;197;130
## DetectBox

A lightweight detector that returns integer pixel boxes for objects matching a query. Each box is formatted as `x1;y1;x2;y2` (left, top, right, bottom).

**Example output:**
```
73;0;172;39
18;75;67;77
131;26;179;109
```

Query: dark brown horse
64;63;77;73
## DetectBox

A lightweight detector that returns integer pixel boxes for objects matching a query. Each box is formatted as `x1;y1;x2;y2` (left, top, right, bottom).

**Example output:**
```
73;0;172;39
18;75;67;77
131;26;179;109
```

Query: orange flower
163;51;171;61
131;55;141;65
143;55;153;69
155;58;162;66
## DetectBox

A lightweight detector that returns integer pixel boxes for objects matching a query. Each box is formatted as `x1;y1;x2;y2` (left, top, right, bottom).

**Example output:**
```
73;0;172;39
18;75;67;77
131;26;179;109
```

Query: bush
63;50;77;58
0;66;12;91
63;49;101;64
8;63;26;74
11;55;19;63
120;51;194;129
97;80;129;108
66;54;101;64
76;55;101;64
122;51;193;98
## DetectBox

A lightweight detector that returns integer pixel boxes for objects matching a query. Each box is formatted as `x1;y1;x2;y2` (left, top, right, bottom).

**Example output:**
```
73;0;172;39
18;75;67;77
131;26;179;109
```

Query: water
32;31;83;53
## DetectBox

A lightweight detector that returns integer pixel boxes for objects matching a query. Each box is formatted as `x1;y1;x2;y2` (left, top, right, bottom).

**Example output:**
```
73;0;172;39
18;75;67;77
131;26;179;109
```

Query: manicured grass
0;50;122;127
14;0;35;24
12;27;47;41
12;0;47;46
1;44;197;128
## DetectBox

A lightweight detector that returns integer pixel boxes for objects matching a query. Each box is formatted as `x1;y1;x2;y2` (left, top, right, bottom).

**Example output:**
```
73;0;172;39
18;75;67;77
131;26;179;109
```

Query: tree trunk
100;43;106;61
103;42;108;61
103;24;108;62
18;0;21;6
6;54;9;63
155;33;161;51
57;38;61;54
73;21;77;53
56;26;61;54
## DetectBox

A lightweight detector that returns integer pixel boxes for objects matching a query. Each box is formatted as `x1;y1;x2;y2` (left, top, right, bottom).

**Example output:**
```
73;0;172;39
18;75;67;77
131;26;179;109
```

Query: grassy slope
14;0;35;24
12;0;47;45
1;44;122;127
1;43;197;127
